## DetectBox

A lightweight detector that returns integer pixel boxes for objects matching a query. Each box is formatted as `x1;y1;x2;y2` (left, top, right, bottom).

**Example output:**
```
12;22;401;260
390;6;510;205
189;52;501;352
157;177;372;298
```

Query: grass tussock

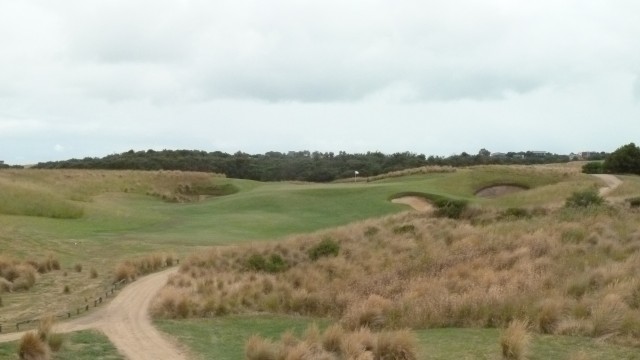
500;319;531;360
114;252;177;282
153;203;640;346
18;331;50;360
0;255;60;292
18;315;63;360
245;324;417;360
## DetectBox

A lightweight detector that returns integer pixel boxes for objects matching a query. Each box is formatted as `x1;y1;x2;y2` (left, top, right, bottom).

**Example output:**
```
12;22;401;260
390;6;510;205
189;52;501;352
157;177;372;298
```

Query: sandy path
593;174;622;196
0;267;185;360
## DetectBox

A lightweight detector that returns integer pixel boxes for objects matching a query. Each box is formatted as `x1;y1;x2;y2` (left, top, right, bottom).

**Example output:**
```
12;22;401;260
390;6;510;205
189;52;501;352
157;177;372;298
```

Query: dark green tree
604;143;640;175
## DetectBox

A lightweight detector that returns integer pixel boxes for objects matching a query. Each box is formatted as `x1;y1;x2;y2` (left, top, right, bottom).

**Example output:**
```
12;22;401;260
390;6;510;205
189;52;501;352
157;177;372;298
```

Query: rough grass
153;202;640;347
501;320;531;360
0;169;230;218
0;330;123;360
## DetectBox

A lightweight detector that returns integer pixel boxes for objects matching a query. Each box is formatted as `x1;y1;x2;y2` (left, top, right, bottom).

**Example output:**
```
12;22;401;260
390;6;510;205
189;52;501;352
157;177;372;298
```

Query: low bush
74;264;83;273
393;224;416;235
246;253;288;273
501;208;531;220
627;197;640;208
582;162;604;174
565;189;604;208
308;238;340;261
434;198;468;219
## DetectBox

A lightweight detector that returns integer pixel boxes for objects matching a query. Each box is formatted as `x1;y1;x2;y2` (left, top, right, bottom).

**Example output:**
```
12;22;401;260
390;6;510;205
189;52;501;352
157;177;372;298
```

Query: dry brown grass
18;331;50;360
500;319;531;360
245;324;417;360
153;203;640;346
16;315;63;359
114;252;176;282
0;255;62;293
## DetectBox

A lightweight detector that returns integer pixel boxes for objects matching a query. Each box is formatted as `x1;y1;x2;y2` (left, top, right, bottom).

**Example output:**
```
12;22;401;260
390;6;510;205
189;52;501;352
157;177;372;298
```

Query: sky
1;1;639;164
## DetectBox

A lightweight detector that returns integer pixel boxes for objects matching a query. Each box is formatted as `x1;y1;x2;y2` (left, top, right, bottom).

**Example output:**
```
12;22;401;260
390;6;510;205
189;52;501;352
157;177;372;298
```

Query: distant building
0;160;4;165
490;152;506;158
580;151;600;160
529;151;550;157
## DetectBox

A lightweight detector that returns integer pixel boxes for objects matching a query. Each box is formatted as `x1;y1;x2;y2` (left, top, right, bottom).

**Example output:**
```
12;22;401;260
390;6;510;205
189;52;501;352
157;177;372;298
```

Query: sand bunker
475;185;528;198
391;196;434;211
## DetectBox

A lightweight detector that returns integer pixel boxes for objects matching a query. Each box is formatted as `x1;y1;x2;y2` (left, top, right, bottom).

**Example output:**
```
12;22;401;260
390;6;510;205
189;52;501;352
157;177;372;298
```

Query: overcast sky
1;1;639;164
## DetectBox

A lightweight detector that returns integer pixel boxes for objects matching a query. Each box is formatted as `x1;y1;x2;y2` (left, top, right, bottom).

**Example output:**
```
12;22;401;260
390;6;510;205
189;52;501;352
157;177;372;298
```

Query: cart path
593;174;622;196
0;267;186;360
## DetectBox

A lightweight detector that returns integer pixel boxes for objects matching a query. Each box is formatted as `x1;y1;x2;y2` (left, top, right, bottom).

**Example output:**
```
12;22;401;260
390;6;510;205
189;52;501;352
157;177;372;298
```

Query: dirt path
593;174;622;196
0;267;185;360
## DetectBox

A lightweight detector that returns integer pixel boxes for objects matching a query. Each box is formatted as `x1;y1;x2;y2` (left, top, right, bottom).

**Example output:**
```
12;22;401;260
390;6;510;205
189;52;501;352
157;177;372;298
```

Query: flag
355;171;359;175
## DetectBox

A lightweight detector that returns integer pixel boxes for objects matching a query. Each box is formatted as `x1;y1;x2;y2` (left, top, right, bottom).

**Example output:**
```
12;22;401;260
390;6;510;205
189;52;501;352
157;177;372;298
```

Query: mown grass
155;315;330;360
418;328;640;360
0;330;123;359
154;316;640;360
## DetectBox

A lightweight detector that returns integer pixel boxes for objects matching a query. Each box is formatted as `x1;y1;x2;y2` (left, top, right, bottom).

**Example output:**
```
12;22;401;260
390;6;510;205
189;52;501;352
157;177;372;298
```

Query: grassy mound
0;169;233;218
153;203;640;346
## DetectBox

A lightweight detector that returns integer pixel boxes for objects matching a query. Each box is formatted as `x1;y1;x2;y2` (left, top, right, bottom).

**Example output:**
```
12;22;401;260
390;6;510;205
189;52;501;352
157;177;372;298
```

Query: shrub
18;331;50;360
501;208;531;220
393;224;416;235
434;198;468;219
500;319;530;360
63;285;70;294
364;226;379;237
74;264;83;273
246;253;288;273
0;295;3;307
565;189;603;208
582;162;604;174
626;197;640;208
89;268;98;279
308;238;340;261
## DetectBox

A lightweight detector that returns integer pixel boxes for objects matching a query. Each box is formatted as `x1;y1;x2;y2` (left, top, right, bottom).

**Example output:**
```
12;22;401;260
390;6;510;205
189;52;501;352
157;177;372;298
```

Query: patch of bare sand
391;196;434;212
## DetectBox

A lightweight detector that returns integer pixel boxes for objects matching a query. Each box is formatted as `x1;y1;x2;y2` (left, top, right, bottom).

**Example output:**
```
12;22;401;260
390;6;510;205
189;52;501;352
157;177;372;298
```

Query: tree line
32;149;576;182
583;143;640;175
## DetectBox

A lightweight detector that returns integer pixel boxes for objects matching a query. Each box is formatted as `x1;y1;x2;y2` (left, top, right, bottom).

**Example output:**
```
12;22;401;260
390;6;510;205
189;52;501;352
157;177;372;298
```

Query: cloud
1;0;640;164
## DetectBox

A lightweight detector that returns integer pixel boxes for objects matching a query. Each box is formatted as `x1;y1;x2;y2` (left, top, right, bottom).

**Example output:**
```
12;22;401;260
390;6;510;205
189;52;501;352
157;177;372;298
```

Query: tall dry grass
0;255;61;292
245;324;417;360
152;203;640;345
500;319;530;360
114;252;177;282
18;315;63;360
